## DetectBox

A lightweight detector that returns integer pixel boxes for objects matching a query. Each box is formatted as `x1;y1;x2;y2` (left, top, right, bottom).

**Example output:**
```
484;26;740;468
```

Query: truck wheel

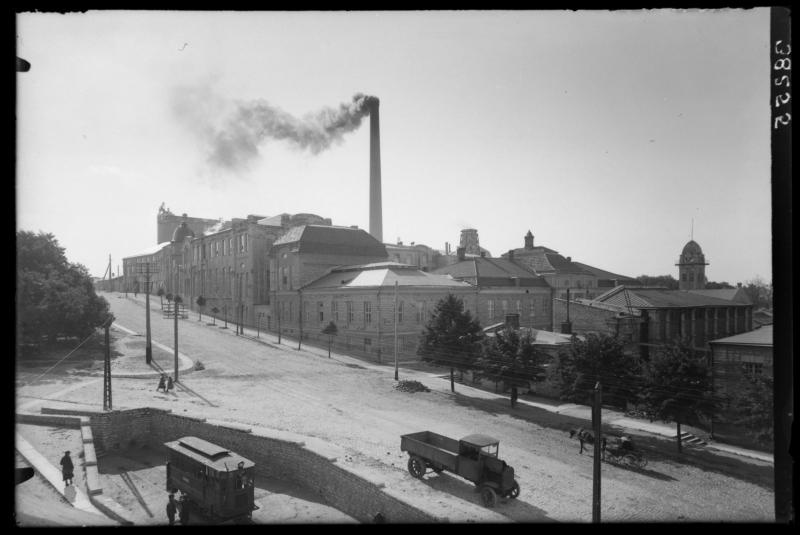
480;486;497;508
507;480;520;499
407;456;426;479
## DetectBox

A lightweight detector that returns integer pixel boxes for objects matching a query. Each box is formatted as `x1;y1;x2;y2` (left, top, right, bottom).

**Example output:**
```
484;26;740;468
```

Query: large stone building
709;325;773;398
156;203;223;245
431;249;553;331
283;262;474;361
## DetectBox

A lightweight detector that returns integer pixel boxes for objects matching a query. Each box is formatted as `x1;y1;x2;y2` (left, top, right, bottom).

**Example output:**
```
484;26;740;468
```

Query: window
742;362;763;377
304;301;309;322
282;267;288;288
215;241;220;256
364;301;372;324
289;301;293;322
364;338;372;350
516;300;521;315
502;300;508;315
222;239;226;256
529;300;535;318
416;302;425;324
332;301;339;322
347;301;354;323
488;300;495;319
398;301;403;323
318;302;324;322
682;273;687;281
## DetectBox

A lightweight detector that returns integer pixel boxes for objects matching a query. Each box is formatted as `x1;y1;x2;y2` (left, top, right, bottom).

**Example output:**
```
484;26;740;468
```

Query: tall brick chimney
368;97;382;243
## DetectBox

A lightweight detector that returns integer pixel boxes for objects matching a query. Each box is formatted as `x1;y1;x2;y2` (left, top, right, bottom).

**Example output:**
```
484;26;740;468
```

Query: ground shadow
420;471;555;522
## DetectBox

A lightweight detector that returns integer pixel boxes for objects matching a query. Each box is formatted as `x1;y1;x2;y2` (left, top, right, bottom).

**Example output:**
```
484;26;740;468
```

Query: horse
569;428;607;454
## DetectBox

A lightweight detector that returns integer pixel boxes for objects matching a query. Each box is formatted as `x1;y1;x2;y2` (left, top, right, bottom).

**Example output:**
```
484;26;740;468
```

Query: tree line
416;294;772;450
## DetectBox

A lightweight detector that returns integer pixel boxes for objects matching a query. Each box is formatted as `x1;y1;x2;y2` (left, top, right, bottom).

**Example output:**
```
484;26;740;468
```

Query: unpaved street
17;293;774;522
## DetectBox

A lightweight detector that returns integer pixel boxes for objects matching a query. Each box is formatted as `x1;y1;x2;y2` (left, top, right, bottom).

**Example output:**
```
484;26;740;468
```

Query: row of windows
487;298;547;320
193;234;249;263
280;300;428;325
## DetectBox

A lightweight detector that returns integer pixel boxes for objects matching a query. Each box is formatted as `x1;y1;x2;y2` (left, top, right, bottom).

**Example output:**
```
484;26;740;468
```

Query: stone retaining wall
39;407;440;523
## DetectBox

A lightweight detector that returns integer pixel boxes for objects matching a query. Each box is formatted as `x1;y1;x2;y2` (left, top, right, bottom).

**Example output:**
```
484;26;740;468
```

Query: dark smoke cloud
173;89;377;172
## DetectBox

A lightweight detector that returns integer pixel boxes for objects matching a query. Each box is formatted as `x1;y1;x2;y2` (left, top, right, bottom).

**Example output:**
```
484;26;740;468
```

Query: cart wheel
507;480;520;499
480;485;498;508
407;456;426;479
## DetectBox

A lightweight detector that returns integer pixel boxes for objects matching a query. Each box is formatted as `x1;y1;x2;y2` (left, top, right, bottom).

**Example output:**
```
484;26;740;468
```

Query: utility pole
394;280;399;381
103;317;113;410
133;261;159;365
592;381;602;523
297;290;303;350
174;295;180;382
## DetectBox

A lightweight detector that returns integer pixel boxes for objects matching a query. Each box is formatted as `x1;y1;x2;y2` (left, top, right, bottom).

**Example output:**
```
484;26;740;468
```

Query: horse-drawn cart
602;436;647;469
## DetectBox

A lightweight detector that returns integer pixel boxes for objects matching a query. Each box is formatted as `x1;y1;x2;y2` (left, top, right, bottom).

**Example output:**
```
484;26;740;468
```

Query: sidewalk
110;291;775;465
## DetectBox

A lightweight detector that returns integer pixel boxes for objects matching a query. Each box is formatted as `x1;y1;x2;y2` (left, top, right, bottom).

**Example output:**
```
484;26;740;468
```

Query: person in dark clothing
510;386;518;408
156;375;167;392
166;376;174;392
166;493;177;526
178;494;190;525
59;451;74;486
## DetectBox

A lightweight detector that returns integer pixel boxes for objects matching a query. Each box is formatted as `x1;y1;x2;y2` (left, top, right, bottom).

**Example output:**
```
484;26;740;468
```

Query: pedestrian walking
156;374;167;392
59;451;74;486
510;386;518;408
166;376;174;392
166;493;177;526
178;493;190;525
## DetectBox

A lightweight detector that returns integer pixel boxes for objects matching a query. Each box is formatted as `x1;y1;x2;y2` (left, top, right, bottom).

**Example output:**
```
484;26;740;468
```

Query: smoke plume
173;88;377;172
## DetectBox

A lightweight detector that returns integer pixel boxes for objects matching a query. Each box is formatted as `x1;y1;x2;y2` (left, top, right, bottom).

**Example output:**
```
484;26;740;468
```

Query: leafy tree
731;374;773;446
476;328;548;407
321;321;338;358
166;292;173;303
157;287;165;307
417;294;483;393
211;306;219;326
742;277;773;309
196;295;207;321
705;281;735;289
635;274;679;289
548;333;639;408
17;231;110;350
637;340;717;453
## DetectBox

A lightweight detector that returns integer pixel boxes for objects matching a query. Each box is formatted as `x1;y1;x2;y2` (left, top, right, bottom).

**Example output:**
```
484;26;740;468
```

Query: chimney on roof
566;256;572;262
524;230;534;250
508;250;515;260
397;238;403;246
457;247;466;261
368;97;382;242
480;251;486;258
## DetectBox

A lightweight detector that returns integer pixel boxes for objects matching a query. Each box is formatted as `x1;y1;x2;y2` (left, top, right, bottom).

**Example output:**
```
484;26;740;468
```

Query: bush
194;360;205;371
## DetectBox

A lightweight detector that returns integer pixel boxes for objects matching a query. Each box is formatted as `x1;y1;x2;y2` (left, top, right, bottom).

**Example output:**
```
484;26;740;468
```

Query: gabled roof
709;325;773;347
570;261;639;283
124;242;171;259
431;257;549;287
272;225;387;257
164;436;255;472
687;288;752;304
460;434;499;447
595;286;752;308
301;262;472;291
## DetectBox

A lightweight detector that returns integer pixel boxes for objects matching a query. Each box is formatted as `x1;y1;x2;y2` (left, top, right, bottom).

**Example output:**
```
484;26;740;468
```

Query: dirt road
16;293;774;522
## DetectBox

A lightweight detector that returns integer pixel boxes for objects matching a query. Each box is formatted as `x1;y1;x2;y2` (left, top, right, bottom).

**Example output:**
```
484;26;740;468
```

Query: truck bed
400;431;460;471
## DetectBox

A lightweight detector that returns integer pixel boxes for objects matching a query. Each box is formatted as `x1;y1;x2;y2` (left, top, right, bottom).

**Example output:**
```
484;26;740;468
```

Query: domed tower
171;214;196;243
676;240;708;290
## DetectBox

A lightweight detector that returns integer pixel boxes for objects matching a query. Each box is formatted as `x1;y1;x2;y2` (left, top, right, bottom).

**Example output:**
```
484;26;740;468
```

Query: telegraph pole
297;290;303;350
174;295;180;382
592;381;602;523
103;316;113;410
394;280;399;381
133;261;160;365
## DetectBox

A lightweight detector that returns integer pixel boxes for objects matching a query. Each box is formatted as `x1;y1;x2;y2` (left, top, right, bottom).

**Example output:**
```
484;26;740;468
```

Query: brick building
284;262;474;361
431;249;553;331
709;325;773;398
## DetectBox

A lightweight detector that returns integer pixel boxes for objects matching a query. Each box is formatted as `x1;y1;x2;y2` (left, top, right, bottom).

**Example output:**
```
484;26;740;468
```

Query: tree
17;231;110;350
742;277;773;309
196;295;207;321
731;374;773;447
417;294;483;393
475;328;548;407
635;274;679;289
157;287;165;307
637;340;717;453
705;281;735;289
211;306;219;326
321;321;338;358
548;333;639;408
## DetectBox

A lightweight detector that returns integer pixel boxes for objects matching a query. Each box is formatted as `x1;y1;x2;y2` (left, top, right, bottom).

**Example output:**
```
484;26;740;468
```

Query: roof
709;325;773;347
164;436;255;472
570;262;639;283
687;288;752;304
460;434;499;447
272;225;387;257
681;240;704;255
595;286;752;308
124;242;171;259
301;262;473;290
431;257;549;287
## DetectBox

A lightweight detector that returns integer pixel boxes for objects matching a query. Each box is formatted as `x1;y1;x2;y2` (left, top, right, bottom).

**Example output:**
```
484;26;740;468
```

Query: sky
16;9;773;284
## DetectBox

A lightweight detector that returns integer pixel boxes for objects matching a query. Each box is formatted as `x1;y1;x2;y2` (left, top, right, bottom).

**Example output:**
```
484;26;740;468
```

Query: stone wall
41;407;439;524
